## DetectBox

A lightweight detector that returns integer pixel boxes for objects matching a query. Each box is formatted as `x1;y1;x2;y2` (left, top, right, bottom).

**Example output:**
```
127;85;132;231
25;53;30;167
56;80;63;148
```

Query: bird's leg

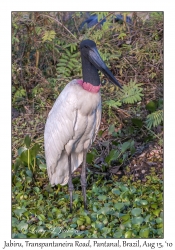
68;154;74;213
81;150;87;210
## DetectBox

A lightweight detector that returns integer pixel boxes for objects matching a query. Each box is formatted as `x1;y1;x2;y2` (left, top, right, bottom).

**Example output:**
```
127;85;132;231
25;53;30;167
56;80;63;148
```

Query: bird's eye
84;45;88;48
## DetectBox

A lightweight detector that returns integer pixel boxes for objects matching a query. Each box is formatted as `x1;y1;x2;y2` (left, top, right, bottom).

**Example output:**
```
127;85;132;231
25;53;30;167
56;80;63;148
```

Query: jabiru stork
44;39;122;212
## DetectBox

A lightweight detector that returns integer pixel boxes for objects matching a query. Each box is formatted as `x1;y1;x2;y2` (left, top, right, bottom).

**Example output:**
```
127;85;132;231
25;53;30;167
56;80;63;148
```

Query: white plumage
44;79;101;186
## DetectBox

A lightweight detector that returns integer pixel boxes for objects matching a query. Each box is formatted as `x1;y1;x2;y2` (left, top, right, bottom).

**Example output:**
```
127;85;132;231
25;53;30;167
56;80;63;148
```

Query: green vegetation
12;162;163;238
12;11;163;238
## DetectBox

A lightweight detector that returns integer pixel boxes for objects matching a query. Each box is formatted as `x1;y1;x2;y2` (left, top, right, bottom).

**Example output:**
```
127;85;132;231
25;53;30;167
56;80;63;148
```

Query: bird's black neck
81;55;100;86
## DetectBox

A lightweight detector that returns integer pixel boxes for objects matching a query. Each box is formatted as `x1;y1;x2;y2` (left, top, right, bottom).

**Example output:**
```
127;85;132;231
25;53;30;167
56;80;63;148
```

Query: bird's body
44;39;122;212
44;79;101;186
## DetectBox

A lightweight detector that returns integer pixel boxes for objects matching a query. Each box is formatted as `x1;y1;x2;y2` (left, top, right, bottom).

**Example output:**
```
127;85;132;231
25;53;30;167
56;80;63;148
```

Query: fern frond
56;49;81;78
61;54;69;60
42;30;56;42
105;100;122;108
65;49;71;57
59;58;68;63
120;80;144;104
146;110;163;129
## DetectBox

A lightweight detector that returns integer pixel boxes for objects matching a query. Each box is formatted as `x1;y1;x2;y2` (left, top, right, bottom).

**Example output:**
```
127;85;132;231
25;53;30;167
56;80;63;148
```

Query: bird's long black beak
88;47;122;88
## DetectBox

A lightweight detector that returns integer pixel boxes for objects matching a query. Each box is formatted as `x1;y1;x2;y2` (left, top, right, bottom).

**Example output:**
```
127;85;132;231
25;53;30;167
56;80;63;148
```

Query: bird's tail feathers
48;151;83;186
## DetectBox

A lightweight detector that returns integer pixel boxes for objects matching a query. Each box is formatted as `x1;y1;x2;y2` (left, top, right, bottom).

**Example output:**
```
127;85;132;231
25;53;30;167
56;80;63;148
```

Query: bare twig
39;14;79;42
123;57;137;73
73;16;80;35
88;12;115;37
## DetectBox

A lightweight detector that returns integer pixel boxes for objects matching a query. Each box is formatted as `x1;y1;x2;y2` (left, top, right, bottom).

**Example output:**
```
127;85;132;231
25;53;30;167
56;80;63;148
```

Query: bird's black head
80;39;122;88
80;39;96;50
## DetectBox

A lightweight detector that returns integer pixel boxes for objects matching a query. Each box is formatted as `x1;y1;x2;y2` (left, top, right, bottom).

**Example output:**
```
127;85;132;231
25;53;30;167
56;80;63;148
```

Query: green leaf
112;188;121;195
98;130;104;137
144;215;151;223
121;141;131;153
102;227;111;234
12;217;19;226
58;231;74;238
23;211;30;219
139;228;149;238
131;208;142;216
12;233;27;238
26;176;32;184
93;205;98;212
157;228;163;236
130;187;136;194
13;208;27;218
92;184;99;194
77;219;84;226
114;203;125;211
15;181;22;187
38;214;46;221
85;216;91;224
146;100;157;112
140;200;148;206
97;195;107;201
105;149;119;164
86;149;97;164
158;98;163;109
151;203;158;209
12;86;16;93
119;185;129;192
160;212;163;218
70;224;77;228
113;231;122;238
24;135;31;148
14;158;22;172
18;147;27;156
37;226;46;234
152;209;161;217
125;230;132;238
39;164;47;171
26;169;33;177
132;216;144;225
17;221;28;231
157;223;163;229
20;149;30;165
120;214;130;222
95;221;104;229
131;118;143;128
86;153;94;164
51;227;62;237
156;217;163;224
30;143;40;160
98;207;112;215
123;219;132;228
108;124;115;134
130;140;135;154
33;187;40;193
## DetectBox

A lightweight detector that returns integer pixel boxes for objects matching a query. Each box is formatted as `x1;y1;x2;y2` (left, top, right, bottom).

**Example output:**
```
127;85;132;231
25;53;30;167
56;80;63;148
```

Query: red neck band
77;79;101;93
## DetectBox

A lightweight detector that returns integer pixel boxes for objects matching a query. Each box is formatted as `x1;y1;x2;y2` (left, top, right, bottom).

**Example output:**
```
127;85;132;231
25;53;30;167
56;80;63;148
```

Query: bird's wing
94;99;102;141
44;82;78;183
